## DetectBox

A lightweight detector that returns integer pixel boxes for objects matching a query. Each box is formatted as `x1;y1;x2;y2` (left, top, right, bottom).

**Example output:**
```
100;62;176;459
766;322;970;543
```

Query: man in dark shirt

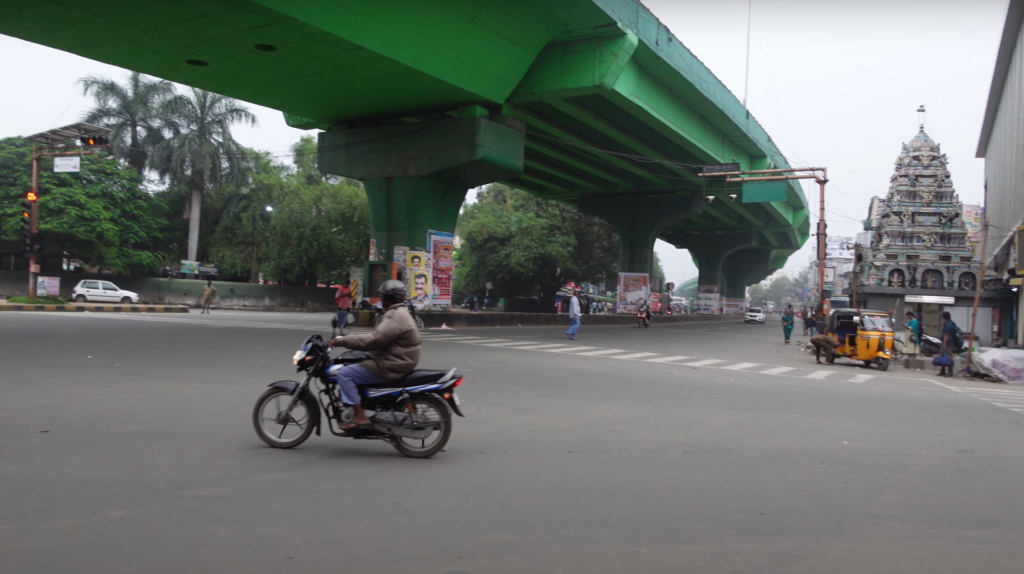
939;311;958;377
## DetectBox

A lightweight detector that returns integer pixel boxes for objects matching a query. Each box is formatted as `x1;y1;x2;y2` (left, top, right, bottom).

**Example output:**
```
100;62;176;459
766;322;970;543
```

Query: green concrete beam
524;138;635;188
510;107;669;187
523;158;603;190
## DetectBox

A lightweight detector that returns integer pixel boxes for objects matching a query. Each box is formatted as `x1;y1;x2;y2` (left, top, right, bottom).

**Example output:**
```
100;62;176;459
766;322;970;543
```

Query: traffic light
79;134;109;146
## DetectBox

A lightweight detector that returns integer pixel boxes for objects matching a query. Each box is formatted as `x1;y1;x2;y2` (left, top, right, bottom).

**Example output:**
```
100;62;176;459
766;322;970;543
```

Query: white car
745;307;766;324
71;280;140;304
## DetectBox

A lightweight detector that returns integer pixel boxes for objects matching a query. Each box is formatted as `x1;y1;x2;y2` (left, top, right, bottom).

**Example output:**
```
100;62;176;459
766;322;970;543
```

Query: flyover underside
1;0;809;295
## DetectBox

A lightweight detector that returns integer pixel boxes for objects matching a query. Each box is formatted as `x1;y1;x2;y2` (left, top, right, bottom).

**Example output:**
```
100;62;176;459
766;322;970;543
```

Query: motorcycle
919;332;963;357
637;309;650;328
252;334;464;458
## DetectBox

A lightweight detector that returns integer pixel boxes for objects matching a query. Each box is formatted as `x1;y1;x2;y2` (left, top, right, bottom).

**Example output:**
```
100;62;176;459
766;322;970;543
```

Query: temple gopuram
853;127;997;343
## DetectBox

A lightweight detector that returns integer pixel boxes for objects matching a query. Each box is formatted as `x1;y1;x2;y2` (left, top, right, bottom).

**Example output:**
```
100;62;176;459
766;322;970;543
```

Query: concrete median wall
0;271;336;311
415;312;741;329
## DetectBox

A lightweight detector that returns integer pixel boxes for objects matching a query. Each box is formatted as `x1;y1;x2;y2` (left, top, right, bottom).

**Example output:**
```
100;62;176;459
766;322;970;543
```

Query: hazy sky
0;0;1009;285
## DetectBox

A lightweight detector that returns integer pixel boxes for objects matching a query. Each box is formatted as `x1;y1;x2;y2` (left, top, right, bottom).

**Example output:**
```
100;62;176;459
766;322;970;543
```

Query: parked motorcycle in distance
919;332;964;357
252;334;464;458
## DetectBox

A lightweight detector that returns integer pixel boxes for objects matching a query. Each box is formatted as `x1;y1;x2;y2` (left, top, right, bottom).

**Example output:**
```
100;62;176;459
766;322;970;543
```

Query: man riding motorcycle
638;299;651;324
328;279;421;431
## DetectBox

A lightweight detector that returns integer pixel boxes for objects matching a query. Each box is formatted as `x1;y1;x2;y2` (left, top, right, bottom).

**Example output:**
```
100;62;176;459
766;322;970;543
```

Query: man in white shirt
565;290;582;340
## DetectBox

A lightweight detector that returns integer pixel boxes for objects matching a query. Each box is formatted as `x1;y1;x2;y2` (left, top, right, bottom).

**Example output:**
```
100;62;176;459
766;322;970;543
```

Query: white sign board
823;268;835;282
53;156;80;173
36;276;60;297
905;295;955;305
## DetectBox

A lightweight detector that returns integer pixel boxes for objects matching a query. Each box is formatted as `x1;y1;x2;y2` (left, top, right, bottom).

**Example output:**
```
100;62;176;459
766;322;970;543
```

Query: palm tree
151;88;257;263
79;72;174;176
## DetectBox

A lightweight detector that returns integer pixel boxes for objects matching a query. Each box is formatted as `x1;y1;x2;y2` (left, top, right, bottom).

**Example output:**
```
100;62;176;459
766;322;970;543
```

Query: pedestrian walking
565;290;582;340
781;306;794;344
201;279;217;314
335;281;353;332
809;333;839;364
938;311;960;376
801;307;809;336
903;310;920;357
804;311;817;337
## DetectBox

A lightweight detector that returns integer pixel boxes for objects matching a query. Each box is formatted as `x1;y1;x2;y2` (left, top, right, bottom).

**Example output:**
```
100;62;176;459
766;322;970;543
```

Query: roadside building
855;128;997;344
977;0;1024;348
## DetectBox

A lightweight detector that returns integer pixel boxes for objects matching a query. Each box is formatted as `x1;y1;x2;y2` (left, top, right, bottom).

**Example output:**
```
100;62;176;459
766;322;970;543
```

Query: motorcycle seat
361;369;451;389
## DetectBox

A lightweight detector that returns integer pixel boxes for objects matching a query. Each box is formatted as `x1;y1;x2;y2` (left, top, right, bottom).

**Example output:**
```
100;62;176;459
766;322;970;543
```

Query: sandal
340;421;373;433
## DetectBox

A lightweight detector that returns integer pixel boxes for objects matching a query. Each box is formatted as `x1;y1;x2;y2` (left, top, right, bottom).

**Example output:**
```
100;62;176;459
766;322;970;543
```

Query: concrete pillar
578;193;702;275
722;249;773;299
363;177;466;259
317;114;525;259
680;234;757;288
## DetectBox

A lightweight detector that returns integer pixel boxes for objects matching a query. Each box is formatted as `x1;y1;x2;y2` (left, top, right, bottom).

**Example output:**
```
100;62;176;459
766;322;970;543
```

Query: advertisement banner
723;297;745;315
368;239;377;261
180;260;199;275
406;252;431;306
428;232;454;306
36;276;59;297
617;272;649;313
695;285;721;314
392;246;409;279
53;156;80;173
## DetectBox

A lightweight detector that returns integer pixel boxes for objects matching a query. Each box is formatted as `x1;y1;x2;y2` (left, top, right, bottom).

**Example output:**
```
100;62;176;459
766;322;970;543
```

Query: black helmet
379;279;407;301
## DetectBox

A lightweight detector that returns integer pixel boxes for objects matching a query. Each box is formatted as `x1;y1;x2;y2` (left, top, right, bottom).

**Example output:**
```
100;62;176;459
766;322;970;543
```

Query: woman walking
202;279;217;314
903;310;920;357
781;306;794;344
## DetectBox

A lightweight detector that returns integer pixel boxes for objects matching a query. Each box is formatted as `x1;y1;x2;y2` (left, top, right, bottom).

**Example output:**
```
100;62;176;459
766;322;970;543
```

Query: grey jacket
340;304;421;380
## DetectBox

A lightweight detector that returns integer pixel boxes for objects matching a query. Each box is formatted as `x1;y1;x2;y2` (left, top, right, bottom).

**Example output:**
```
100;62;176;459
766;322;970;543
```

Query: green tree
79;72;175;176
208;140;370;285
454;184;618;309
747;282;768;304
151;87;256;263
0;137;166;274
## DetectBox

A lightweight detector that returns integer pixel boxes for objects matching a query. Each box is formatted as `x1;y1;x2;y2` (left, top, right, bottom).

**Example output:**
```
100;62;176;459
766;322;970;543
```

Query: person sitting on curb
809;333;839;365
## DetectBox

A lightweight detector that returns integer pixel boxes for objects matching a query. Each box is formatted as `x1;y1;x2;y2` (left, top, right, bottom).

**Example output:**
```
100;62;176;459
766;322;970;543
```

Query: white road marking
423;336;484;342
645;356;691;363
681;359;725;367
547;346;600;353
575;349;629;356
607;352;658;360
461;339;511;344
515;344;573;350
848;374;876;383
804;370;831;380
720;362;760;371
479;341;543;347
760;366;795;375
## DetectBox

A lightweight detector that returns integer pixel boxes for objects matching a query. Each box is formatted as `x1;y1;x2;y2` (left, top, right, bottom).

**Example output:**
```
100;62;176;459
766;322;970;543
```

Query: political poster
36;276;59;297
617;272;649;313
369;238;377;261
392;246;409;279
695;285;721;314
427;231;454;306
406;251;431;307
723;298;745;314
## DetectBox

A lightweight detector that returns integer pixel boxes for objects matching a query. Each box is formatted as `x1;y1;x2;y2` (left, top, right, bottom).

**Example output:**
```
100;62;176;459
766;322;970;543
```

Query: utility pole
699;166;829;304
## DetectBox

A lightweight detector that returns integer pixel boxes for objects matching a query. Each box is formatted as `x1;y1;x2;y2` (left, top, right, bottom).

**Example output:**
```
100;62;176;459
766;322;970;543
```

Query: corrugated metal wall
984;21;1024;259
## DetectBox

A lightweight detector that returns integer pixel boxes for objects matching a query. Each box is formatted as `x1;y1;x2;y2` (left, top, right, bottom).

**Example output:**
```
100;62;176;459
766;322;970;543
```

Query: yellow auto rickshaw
823;308;895;371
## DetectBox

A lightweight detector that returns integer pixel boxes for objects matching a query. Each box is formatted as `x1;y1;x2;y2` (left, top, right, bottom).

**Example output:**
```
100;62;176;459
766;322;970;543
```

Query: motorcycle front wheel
391;395;451;458
414;315;425;330
253;388;314;448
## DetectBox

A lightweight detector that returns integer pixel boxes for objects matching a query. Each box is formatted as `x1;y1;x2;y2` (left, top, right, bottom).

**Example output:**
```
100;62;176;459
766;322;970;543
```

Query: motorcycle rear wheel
253;388;314;448
390;395;451;458
415;316;424;330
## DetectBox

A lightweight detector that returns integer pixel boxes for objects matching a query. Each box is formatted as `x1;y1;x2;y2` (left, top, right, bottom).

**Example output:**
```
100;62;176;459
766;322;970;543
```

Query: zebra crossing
940;384;1024;415
419;332;878;384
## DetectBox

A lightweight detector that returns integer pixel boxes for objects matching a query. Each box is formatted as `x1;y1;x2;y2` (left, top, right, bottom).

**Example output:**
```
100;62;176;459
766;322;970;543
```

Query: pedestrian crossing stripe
419;331;904;384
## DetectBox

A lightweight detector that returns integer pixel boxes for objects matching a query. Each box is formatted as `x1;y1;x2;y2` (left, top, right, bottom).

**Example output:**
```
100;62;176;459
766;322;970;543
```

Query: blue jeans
330;364;386;404
808;325;817;336
566;317;580;338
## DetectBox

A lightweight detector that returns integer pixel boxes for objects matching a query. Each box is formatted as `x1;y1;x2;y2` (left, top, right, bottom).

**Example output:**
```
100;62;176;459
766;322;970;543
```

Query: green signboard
742;180;788;203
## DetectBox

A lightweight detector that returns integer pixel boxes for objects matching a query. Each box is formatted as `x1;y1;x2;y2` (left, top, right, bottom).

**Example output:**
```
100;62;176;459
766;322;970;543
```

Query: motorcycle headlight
293;350;304;365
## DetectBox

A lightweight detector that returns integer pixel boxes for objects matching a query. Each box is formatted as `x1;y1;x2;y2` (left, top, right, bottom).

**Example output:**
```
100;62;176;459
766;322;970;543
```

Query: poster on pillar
369;239;377;261
427;230;454;306
406;252;431;307
392;247;409;281
723;298;746;314
695;285;721;314
617;273;650;314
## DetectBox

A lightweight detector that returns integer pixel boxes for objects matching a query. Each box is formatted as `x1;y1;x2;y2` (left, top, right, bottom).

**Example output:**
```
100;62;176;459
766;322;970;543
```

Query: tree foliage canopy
454;184;618;305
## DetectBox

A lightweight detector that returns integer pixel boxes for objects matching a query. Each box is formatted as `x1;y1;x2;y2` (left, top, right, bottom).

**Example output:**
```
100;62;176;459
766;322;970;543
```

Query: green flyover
0;0;807;293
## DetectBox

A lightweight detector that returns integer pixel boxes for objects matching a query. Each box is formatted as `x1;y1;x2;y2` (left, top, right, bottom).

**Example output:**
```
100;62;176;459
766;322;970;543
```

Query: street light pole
699;166;829;306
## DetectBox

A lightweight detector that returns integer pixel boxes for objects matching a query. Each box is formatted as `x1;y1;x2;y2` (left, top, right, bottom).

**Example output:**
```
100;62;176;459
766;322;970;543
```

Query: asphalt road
2;311;1023;574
